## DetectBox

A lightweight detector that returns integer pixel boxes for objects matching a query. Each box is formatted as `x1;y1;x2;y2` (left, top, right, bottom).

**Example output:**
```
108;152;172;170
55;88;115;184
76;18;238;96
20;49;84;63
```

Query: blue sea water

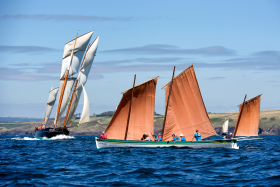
1;135;280;187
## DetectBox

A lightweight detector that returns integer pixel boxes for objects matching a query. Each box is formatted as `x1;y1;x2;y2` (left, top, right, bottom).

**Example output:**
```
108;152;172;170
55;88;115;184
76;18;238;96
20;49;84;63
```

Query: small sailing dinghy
233;94;262;141
35;31;99;139
222;119;229;135
96;64;238;149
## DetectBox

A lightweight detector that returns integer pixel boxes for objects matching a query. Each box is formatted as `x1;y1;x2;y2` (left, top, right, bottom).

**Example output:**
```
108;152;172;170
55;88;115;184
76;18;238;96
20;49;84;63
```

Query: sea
1;135;279;187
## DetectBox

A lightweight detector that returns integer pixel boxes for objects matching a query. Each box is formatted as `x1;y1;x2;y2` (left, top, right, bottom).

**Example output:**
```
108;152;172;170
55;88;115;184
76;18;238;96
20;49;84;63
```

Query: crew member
145;133;151;141
141;134;146;140
155;133;162;141
99;131;108;139
180;134;186;141
225;132;233;139
192;129;202;142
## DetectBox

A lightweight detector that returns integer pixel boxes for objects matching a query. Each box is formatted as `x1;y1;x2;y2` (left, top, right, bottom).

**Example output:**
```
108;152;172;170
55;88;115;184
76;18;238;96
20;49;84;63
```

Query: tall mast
54;32;78;128
63;43;91;127
124;74;136;140
233;94;247;138
162;66;176;139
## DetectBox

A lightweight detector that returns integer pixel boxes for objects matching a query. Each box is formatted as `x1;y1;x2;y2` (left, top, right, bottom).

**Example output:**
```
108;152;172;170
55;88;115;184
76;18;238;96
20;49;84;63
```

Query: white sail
81;36;99;71
222;119;229;134
54;78;76;125
60;50;84;79
65;87;82;125
62;31;94;59
77;36;99;90
65;37;99;124
79;85;90;125
44;87;59;125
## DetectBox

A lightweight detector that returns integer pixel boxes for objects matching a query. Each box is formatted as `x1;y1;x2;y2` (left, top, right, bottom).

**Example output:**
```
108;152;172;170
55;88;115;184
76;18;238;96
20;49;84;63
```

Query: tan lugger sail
105;77;158;140
162;64;216;141
233;94;261;137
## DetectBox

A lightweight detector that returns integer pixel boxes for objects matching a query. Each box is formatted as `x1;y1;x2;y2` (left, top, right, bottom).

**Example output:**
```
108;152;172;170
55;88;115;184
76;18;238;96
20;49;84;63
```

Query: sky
0;0;280;118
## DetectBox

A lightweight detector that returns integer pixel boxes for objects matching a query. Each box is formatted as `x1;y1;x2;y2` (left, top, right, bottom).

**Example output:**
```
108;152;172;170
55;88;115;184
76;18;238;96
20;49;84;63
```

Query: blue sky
0;0;279;117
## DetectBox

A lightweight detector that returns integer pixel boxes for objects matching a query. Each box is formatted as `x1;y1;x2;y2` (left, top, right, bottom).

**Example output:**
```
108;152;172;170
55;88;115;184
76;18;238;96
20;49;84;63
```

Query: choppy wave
1;135;279;186
48;134;75;140
11;135;75;141
11;137;40;140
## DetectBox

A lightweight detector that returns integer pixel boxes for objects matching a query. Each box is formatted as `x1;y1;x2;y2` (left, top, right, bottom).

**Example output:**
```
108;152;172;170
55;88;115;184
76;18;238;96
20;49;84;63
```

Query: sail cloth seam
161;63;194;89
237;94;262;107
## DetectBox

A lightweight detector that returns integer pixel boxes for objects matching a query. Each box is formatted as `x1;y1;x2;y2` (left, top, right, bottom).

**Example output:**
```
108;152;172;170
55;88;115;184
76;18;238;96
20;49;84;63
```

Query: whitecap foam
12;137;40;140
11;135;75;140
49;135;75;140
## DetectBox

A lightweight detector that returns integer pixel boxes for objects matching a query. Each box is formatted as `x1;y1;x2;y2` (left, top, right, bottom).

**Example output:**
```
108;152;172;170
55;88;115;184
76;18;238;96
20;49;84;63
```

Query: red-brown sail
162;64;216;141
234;94;261;137
105;77;158;140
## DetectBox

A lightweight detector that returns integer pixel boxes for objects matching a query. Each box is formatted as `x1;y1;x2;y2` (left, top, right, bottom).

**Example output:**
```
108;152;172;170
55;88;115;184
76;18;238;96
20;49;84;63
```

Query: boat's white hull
95;137;239;149
234;137;262;141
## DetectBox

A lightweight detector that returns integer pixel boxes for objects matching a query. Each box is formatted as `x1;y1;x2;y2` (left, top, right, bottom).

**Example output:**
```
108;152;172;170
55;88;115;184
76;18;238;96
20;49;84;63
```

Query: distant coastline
1;110;279;136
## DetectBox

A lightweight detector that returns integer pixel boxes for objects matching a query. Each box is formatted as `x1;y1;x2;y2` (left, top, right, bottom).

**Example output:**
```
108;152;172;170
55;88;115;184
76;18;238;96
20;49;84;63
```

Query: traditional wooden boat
232;94;262;141
35;31;99;139
95;64;239;149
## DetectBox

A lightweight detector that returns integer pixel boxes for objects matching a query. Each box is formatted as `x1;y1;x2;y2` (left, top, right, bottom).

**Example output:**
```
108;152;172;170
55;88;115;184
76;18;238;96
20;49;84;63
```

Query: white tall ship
35;31;99;139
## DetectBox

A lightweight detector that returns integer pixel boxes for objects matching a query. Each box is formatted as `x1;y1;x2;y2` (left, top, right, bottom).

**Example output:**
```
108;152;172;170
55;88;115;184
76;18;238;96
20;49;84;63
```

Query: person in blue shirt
180;134;186;141
172;134;177;141
172;134;180;141
192;129;202;142
155;133;162;141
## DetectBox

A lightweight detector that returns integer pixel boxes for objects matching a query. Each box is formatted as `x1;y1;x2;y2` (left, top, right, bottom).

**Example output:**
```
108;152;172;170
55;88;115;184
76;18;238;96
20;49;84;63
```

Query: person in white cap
180;133;186;141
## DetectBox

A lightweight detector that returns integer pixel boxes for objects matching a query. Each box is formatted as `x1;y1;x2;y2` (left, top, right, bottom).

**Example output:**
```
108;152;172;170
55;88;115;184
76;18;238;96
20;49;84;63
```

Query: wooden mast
162;66;176;139
54;32;78;128
124;74;136;140
233;94;247;138
63;43;91;127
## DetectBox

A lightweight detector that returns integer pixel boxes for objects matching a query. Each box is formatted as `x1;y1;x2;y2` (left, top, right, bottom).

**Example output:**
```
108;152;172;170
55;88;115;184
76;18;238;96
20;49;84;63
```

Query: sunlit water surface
1;135;280;186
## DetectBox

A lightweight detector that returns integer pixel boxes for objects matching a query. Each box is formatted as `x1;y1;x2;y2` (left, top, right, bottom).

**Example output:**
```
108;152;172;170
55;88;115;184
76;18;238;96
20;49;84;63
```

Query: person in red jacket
99;131;108;139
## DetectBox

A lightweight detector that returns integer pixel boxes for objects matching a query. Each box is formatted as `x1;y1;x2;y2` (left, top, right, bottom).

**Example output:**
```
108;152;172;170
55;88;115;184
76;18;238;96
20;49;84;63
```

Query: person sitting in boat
180;134;186;141
38;125;42;130
225;133;233;139
42;124;46;129
35;127;38;132
172;134;180;141
192;129;202;142
99;131;108;139
141;134;147;140
145;133;151;141
155;133;162;141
